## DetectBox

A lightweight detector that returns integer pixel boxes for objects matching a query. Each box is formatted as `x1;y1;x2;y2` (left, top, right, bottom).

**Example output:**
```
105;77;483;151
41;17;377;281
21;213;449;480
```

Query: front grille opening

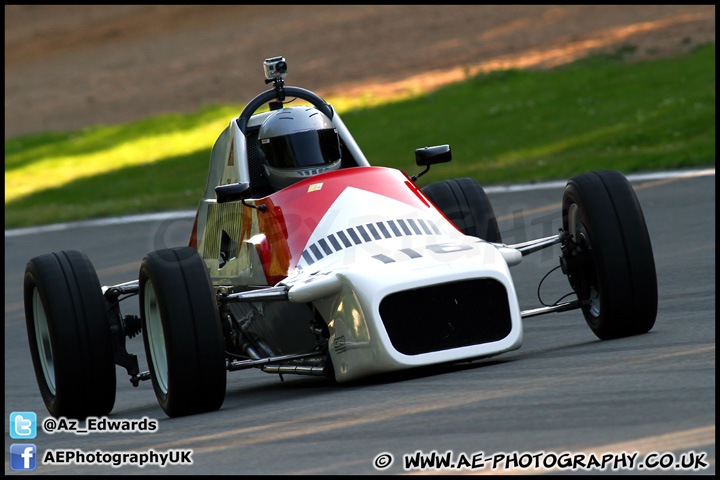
379;278;512;356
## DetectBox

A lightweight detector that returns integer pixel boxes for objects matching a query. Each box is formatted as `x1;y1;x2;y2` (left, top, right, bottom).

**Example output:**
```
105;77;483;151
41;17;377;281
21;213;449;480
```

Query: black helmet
257;106;342;190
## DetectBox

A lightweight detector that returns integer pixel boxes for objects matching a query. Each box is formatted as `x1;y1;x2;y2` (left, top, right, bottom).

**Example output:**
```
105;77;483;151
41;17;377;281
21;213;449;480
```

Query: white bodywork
279;185;524;382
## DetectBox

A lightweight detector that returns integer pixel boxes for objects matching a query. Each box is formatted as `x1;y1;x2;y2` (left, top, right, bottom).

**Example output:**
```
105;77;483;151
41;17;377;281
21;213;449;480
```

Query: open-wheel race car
24;56;658;418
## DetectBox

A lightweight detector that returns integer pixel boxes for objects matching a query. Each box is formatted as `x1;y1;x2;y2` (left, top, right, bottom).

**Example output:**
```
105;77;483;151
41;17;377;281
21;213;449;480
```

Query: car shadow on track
221;356;517;399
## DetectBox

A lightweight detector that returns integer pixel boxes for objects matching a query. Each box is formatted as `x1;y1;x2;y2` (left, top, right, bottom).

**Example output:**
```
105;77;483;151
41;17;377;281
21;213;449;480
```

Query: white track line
5;167;714;238
484;167;715;193
5;210;196;238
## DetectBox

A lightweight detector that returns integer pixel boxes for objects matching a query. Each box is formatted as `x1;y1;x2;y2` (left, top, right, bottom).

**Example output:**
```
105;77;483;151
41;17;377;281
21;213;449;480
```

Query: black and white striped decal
300;218;443;266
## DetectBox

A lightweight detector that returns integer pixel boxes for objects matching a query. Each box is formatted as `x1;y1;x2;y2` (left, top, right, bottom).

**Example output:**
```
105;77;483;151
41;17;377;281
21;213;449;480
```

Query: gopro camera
263;56;288;81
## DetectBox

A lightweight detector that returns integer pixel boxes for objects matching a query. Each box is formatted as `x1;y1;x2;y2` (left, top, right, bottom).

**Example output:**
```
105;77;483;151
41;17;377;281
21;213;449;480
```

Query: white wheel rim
33;288;56;395
143;281;169;395
589;285;601;317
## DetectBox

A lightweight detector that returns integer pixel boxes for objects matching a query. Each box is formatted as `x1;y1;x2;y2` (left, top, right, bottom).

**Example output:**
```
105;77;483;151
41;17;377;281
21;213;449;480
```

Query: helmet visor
260;128;340;169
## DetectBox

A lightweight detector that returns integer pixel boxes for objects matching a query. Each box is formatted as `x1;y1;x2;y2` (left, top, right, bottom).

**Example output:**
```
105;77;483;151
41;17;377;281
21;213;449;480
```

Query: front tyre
139;247;226;417
24;250;116;418
562;170;658;339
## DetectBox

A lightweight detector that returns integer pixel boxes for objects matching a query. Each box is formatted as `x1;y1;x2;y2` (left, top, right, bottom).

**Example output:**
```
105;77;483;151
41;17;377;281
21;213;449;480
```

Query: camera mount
266;77;286;104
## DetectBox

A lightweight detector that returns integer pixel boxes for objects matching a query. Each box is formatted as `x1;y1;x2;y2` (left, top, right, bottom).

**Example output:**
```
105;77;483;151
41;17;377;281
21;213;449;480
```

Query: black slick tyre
422;178;502;242
24;250;116;418
562;170;658;339
139;247;226;417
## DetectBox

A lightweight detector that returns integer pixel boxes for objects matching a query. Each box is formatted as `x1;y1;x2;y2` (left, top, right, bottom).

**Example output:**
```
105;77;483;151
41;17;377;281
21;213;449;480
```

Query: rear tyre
561;170;657;339
24;250;116;418
139;247;226;417
422;178;502;242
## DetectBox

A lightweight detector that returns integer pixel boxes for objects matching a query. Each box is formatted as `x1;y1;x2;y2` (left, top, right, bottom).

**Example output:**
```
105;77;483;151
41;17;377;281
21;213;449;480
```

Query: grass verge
5;44;715;228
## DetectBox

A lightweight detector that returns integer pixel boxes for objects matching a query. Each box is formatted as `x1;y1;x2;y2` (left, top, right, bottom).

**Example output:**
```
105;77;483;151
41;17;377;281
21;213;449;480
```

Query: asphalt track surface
4;170;715;475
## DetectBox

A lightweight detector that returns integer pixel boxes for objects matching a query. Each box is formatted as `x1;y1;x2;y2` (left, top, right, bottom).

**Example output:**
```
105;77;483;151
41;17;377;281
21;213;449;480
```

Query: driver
257;106;342;191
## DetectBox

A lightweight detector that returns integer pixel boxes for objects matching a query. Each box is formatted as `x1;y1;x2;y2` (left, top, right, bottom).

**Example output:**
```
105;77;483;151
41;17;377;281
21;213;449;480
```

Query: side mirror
411;145;451;182
215;182;252;204
215;182;267;211
415;144;452;166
